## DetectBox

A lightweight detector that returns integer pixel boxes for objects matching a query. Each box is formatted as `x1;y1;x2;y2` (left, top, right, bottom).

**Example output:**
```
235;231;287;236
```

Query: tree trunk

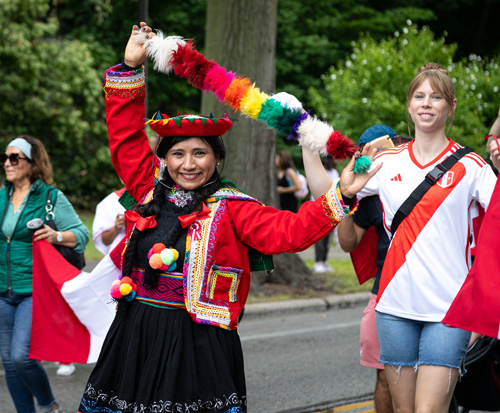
203;0;313;290
202;0;278;206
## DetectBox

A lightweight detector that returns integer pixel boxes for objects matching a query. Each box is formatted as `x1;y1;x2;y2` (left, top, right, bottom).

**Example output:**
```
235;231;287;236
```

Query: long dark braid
122;135;226;291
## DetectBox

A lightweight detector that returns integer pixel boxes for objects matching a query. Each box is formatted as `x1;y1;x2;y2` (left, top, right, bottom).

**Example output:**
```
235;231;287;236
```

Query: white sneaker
322;261;335;273
313;262;327;274
56;363;75;376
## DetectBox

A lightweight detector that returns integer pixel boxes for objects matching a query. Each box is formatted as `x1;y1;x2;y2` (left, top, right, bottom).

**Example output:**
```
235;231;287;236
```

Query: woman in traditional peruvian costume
78;23;379;413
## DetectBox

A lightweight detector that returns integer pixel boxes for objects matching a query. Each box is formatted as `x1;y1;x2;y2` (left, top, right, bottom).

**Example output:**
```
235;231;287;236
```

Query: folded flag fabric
29;238;124;364
443;176;500;339
350;226;379;286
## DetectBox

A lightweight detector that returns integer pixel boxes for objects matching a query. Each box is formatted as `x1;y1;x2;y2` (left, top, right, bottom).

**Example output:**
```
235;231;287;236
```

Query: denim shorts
376;311;471;371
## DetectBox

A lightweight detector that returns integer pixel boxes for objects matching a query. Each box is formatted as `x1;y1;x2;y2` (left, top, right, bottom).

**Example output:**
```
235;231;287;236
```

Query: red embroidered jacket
104;66;353;330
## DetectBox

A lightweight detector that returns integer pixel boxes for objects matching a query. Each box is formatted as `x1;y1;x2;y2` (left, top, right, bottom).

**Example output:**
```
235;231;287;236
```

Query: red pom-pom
152;243;166;254
120;276;133;285
326;131;358;160
132;283;138;292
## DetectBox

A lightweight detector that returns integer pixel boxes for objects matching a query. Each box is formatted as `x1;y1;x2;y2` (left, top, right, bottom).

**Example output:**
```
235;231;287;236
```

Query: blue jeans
376;311;471;371
0;291;56;413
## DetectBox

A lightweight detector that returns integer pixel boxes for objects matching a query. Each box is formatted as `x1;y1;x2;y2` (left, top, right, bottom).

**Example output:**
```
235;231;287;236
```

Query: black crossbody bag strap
391;146;473;237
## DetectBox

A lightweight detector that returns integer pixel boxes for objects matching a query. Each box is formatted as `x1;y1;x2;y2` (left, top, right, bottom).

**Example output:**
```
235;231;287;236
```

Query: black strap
391;146;473;236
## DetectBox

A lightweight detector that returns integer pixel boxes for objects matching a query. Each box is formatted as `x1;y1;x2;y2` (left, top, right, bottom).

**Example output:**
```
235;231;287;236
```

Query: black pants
314;231;333;262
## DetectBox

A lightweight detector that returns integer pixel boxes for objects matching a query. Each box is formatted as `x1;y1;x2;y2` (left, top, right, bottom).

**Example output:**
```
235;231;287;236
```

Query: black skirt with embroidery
78;301;246;413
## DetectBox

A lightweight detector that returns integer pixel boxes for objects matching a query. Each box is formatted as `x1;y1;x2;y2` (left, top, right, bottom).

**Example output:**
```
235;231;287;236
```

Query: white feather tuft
297;116;332;154
145;31;186;74
271;92;303;110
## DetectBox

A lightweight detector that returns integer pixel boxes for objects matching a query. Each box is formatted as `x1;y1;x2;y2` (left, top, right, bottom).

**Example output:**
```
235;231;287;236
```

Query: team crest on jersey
437;171;454;188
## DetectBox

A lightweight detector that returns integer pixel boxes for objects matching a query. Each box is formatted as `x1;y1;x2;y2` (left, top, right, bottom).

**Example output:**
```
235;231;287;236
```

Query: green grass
78;211;105;261
303;258;374;294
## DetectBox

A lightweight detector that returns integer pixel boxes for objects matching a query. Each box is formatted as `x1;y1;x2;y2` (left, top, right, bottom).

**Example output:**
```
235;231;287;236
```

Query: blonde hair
406;62;456;136
17;135;54;185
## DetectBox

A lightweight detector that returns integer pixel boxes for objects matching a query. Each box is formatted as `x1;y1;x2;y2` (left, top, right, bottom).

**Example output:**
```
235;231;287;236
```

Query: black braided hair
122;135;226;291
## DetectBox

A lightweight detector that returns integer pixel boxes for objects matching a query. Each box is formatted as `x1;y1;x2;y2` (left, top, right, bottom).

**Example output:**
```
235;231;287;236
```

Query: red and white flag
29;238;124;364
443;176;500;339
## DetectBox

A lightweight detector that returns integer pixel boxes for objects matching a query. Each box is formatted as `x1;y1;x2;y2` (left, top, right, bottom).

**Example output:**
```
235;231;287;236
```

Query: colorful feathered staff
135;31;372;172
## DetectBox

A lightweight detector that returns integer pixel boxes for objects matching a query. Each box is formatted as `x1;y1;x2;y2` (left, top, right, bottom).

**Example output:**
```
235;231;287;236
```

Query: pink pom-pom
147;247;154;259
149;253;163;269
159;263;170;271
152;243;166;254
326;131;358;160
110;284;122;299
204;65;236;101
120;276;133;285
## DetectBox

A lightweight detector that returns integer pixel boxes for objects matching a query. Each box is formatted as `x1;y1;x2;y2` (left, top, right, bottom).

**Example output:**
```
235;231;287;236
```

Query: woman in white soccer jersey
304;63;496;413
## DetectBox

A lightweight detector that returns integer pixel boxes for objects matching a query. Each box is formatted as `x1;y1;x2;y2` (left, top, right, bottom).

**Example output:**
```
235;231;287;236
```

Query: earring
217;162;220;166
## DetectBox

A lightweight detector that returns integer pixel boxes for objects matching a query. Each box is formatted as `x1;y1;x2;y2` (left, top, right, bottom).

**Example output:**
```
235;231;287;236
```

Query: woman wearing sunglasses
0;135;89;413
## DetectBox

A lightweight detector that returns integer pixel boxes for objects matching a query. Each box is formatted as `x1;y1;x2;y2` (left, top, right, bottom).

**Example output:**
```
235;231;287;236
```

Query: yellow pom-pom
119;283;133;296
171;248;179;261
239;85;269;119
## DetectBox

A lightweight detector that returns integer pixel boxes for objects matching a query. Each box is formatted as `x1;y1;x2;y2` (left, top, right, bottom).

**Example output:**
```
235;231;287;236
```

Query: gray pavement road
0;304;371;413
239;304;374;413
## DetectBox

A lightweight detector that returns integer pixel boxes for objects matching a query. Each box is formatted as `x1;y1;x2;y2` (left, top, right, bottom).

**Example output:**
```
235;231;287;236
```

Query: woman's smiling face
165;137;219;191
408;79;456;136
3;146;32;185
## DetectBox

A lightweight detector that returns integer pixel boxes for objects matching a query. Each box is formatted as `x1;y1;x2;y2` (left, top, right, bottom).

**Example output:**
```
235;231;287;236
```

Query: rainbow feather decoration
135;30;371;170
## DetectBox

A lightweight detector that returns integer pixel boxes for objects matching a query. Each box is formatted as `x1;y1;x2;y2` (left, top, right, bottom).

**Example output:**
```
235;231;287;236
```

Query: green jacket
0;179;89;294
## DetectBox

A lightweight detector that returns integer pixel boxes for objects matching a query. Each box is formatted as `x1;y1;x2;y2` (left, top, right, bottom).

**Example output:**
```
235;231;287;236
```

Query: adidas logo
391;174;402;181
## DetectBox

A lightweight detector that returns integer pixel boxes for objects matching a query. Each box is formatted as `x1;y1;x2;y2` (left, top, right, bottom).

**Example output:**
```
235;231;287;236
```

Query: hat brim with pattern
146;113;233;137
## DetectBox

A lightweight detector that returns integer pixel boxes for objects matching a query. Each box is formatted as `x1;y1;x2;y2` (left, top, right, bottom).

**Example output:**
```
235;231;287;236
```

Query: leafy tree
0;0;115;209
276;0;436;107
309;24;500;159
53;0;207;115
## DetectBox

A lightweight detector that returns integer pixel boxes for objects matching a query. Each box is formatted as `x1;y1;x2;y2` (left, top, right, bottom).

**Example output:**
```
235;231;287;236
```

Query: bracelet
335;181;358;215
105;63;145;77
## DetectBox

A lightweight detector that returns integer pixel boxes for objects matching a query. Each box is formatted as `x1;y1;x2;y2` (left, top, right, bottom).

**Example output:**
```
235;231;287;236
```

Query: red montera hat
146;112;233;137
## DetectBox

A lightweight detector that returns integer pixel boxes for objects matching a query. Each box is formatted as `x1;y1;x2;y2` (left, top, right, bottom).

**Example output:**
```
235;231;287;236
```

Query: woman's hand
124;22;155;68
488;138;500;170
34;224;58;244
339;143;382;198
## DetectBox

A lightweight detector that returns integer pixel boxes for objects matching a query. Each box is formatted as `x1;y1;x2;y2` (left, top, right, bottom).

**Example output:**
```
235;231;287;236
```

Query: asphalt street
0;304;373;413
239;305;374;413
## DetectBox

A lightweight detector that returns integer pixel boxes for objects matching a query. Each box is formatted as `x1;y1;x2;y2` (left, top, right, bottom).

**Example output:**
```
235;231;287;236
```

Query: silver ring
46;233;49;239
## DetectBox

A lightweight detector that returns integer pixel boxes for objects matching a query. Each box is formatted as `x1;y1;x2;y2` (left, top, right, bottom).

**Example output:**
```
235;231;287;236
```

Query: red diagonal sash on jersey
443;176;500;339
377;162;466;303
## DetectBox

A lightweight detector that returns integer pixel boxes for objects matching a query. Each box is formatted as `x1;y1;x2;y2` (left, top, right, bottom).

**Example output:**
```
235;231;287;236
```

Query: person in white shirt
303;62;496;413
92;188;127;256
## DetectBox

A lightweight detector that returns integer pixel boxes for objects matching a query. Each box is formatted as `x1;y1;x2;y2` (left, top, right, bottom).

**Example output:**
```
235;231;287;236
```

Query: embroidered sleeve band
320;179;359;225
104;64;145;99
